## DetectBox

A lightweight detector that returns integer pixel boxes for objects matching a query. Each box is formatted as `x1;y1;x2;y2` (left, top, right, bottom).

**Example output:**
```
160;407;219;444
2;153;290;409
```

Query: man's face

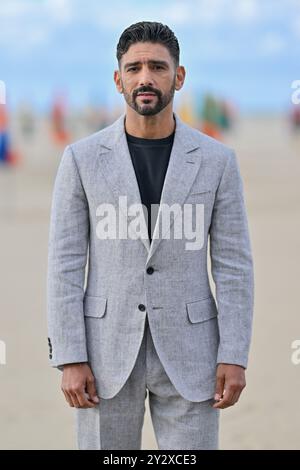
114;42;184;116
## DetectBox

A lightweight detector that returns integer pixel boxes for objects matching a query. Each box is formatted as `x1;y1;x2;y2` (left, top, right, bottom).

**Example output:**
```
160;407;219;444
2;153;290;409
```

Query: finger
220;388;235;408
62;389;74;408
226;382;245;406
86;378;100;404
75;390;95;408
69;391;81;408
231;389;242;405
214;374;225;402
213;387;235;409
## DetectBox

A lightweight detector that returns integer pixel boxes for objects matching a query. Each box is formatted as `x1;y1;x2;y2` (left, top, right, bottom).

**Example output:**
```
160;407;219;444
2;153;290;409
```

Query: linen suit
47;111;254;449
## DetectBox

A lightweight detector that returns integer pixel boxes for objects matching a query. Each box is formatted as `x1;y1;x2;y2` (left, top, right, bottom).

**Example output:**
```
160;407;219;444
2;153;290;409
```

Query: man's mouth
137;93;156;97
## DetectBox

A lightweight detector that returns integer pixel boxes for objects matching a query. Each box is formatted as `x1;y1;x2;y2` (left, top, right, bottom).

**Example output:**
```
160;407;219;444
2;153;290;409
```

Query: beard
121;76;176;116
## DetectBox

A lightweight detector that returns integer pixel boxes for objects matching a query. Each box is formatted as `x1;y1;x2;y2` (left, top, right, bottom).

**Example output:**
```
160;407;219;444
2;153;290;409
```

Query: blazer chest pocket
189;188;212;196
186;296;218;324
186;187;215;204
83;295;107;318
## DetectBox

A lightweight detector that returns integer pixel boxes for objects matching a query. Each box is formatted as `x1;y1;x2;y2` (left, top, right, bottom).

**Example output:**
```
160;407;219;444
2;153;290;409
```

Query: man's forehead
123;42;171;60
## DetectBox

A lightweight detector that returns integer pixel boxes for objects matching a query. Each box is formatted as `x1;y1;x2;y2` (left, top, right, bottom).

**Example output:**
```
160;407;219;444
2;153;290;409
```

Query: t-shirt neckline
125;130;175;146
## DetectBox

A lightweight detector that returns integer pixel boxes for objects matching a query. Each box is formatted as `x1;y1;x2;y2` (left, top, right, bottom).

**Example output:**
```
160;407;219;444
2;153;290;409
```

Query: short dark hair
116;21;180;68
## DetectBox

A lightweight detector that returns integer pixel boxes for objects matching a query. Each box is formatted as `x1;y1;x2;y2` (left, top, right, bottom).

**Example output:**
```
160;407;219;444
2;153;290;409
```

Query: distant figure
219;99;235;131
0;104;19;165
291;106;300;132
177;93;196;126
51;94;70;145
18;102;35;139
201;93;222;140
0;104;9;163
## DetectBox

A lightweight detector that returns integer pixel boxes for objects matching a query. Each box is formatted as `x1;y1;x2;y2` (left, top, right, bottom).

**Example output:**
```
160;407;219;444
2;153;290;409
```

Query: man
47;21;254;450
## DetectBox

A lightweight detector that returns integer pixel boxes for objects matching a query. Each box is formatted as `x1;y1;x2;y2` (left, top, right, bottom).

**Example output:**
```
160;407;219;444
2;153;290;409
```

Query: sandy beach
0;115;299;449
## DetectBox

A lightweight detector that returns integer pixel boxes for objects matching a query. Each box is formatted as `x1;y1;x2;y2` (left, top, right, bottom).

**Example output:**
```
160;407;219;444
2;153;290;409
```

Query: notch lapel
146;113;203;264
96;112;203;263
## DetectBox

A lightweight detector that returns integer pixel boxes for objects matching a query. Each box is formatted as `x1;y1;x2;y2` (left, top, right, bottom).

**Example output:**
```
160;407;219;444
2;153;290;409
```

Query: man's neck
124;109;175;139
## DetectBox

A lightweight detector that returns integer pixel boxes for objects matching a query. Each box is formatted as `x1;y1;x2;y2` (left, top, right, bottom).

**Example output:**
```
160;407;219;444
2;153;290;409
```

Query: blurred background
0;0;300;449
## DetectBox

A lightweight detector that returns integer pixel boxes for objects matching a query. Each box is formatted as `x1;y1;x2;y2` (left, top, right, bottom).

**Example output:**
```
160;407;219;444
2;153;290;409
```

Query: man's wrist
217;362;246;370
62;362;88;368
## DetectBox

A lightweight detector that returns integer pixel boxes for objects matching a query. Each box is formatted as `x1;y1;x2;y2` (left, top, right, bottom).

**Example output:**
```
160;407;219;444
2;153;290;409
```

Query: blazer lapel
97;113;150;253
96;112;204;262
147;113;203;264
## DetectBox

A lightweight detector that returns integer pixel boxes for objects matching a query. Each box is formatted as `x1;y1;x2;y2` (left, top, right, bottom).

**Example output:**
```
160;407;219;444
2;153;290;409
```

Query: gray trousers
75;315;220;450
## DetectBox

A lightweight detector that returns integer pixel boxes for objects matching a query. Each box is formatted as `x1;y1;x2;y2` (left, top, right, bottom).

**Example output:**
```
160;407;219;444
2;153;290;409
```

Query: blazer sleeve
47;145;89;369
209;149;254;369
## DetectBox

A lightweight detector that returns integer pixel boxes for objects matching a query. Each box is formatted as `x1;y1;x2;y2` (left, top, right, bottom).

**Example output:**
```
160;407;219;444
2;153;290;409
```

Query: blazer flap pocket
84;295;107;318
186;296;218;323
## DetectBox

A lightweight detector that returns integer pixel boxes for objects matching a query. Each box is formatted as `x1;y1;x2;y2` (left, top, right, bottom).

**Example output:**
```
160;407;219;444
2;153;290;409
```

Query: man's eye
154;65;163;69
128;67;137;72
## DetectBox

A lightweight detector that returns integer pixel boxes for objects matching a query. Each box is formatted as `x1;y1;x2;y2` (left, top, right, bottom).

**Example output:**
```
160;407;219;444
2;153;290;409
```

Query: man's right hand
61;362;100;408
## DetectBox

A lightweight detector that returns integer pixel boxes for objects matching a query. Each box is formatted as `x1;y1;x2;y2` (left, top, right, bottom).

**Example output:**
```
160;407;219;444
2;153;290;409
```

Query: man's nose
138;68;154;87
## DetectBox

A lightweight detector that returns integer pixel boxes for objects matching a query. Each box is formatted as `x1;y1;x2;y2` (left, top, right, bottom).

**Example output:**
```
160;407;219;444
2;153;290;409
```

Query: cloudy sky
0;0;299;112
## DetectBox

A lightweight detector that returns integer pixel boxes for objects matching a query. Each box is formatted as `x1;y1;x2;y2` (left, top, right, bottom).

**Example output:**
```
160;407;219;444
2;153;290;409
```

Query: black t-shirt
126;130;175;243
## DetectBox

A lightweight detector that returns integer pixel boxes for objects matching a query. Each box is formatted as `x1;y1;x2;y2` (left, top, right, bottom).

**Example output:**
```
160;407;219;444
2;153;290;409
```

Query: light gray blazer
47;111;254;401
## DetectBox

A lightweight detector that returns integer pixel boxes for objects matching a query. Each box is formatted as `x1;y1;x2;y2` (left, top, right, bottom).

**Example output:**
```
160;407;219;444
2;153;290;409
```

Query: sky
0;0;299;113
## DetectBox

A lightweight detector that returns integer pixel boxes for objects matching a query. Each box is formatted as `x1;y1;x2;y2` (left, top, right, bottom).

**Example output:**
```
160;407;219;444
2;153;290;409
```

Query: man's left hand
212;363;246;409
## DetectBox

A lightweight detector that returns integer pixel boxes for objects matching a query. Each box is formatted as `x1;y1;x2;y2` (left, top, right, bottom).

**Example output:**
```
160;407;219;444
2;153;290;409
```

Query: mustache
133;87;161;98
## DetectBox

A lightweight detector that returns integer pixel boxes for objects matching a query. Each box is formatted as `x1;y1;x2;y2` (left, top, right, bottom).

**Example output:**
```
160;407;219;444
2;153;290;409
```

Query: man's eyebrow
124;60;169;69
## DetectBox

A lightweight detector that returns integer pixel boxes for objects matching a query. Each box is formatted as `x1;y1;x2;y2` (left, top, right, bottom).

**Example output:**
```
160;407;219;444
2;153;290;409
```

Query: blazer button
146;266;154;275
138;304;146;311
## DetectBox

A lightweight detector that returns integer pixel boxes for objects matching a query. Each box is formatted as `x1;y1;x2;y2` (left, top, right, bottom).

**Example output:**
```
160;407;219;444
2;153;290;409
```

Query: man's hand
212;363;246;409
61;362;100;408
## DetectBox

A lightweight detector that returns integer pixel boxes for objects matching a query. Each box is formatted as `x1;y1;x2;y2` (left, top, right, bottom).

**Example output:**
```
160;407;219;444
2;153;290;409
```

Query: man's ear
114;70;123;93
175;65;186;91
